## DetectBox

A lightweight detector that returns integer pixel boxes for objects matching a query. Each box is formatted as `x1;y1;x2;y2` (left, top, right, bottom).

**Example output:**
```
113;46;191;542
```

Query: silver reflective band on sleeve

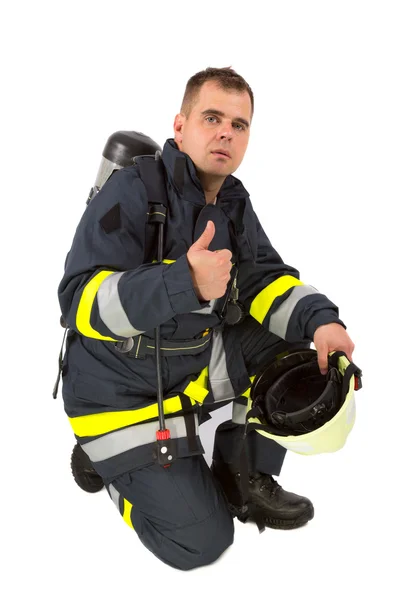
97;271;145;337
208;330;236;402
191;299;217;315
232;401;247;425
81;415;199;463
108;483;120;510
269;285;319;339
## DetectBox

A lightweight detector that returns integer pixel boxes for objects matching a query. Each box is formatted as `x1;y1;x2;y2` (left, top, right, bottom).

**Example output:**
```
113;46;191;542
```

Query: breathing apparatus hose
153;151;175;464
155;199;166;432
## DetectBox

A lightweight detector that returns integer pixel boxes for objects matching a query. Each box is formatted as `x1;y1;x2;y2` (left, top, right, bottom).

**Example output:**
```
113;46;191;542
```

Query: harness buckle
114;338;134;353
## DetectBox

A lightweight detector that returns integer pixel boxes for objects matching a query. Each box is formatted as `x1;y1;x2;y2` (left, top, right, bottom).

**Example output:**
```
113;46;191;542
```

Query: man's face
174;81;252;179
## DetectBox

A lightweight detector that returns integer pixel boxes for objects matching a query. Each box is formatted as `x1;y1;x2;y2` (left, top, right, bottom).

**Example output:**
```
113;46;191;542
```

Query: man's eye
206;116;218;123
234;123;244;131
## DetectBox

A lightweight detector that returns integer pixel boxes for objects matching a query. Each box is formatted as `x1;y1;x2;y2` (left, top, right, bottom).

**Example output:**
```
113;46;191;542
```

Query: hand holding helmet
313;322;356;374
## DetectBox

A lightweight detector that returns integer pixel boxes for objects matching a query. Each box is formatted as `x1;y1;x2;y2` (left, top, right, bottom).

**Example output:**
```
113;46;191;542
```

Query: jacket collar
161;138;249;213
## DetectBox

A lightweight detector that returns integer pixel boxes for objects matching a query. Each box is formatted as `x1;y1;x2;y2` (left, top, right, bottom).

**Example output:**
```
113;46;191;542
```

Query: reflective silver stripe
109;483;120;509
191;299;217;315
232;401;247;425
208;330;236;402
269;285;319;339
81;415;199;463
97;272;144;337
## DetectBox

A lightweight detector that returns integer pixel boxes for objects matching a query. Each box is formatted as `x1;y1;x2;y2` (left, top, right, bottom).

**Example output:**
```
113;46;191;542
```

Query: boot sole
232;503;314;530
263;505;314;530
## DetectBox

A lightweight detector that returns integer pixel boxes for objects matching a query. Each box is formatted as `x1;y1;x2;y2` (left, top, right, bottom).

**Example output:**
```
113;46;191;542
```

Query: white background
1;1;399;598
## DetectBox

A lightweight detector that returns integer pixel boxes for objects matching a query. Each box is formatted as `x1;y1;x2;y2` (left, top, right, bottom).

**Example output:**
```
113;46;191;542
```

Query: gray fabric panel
209;330;236;402
232;401;247;425
81;415;198;463
191;299;217;315
108;483;120;509
269;285;318;339
97;271;144;337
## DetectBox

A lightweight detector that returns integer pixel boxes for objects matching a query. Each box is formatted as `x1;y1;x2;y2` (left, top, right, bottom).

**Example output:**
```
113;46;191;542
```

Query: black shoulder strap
134;154;169;263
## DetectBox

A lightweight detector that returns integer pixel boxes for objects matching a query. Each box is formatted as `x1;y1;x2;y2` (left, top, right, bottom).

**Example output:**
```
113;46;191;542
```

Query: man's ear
173;113;185;146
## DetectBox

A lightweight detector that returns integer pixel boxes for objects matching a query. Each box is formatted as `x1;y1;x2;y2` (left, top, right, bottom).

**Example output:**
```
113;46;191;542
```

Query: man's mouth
212;149;231;158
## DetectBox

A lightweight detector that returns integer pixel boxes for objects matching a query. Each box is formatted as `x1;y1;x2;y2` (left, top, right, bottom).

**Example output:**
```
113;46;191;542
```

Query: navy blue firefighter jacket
57;138;344;471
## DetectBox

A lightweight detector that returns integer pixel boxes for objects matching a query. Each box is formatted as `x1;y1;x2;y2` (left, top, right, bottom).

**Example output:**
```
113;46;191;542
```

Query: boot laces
252;474;281;495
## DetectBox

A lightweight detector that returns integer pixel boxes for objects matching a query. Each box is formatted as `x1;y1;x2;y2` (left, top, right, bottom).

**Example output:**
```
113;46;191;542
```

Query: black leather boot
211;460;314;531
71;443;104;493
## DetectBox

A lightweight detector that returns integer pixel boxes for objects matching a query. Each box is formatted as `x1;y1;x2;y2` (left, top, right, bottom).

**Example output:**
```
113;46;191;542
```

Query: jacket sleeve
238;204;345;343
58;167;204;341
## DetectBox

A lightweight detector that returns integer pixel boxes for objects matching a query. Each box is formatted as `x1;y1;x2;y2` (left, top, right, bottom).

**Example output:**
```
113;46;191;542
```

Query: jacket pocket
72;370;145;409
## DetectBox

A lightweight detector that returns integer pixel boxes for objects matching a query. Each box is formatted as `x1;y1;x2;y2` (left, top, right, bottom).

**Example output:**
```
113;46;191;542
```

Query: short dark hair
181;66;254;117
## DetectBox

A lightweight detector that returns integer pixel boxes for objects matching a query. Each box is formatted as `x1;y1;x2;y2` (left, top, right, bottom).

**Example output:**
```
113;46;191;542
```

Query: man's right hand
187;220;233;302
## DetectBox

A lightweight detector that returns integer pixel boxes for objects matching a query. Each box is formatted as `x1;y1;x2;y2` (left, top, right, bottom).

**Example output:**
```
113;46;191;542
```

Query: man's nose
217;122;234;140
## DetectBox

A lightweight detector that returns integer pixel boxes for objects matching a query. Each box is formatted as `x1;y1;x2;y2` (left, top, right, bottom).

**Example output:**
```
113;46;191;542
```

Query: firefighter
57;67;355;570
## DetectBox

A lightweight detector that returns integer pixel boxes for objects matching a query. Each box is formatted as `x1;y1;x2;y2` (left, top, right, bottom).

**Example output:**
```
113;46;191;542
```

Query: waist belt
114;330;212;359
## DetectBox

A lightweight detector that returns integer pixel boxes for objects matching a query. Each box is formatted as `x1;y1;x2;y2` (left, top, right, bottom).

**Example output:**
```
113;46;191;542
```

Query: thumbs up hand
187;221;233;301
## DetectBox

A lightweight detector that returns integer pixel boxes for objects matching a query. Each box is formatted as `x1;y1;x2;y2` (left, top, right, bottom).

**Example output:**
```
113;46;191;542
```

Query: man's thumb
194;221;215;250
317;345;329;375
